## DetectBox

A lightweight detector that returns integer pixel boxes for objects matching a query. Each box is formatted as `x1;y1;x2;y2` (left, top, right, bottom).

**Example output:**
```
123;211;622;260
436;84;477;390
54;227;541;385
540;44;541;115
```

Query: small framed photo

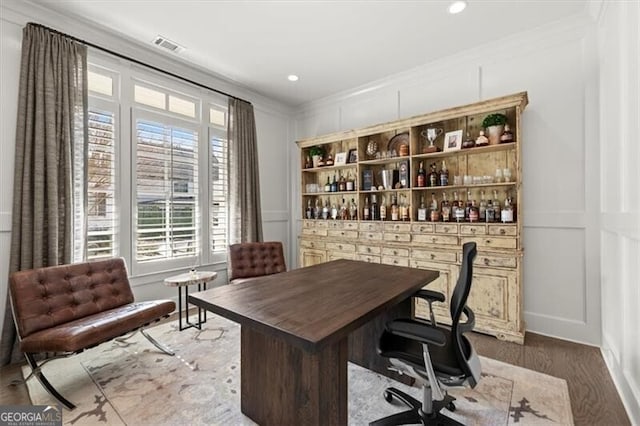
347;149;358;164
335;151;348;166
443;130;463;152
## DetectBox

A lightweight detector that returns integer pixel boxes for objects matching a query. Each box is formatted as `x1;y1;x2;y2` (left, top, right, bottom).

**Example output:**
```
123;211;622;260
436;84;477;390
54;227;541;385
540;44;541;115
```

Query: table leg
240;327;348;426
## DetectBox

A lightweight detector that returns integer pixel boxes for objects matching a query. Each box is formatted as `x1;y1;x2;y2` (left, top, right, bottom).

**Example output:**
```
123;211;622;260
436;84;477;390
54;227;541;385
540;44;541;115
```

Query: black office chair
370;242;481;426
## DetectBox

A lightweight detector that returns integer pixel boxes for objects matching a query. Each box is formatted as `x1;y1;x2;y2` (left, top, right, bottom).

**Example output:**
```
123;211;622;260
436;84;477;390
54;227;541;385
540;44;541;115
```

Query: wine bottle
429;163;438;187
391;194;399;221
417;162;426;187
371;194;379;221
363;197;370;220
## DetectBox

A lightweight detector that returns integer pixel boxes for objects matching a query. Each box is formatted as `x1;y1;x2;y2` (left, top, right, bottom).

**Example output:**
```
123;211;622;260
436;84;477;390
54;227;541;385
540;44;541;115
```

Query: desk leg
240;327;348;426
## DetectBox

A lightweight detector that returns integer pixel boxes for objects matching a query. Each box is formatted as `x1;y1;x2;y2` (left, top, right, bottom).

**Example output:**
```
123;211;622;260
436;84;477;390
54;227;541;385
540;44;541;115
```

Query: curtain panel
227;98;263;244
0;24;88;365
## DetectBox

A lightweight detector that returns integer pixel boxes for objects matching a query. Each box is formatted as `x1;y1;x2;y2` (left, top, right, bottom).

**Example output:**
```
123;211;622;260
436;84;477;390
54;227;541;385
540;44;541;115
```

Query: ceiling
31;0;588;106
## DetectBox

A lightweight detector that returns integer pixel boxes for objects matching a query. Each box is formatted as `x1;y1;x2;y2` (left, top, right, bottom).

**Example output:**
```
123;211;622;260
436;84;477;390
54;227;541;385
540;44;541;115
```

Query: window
85;58;229;275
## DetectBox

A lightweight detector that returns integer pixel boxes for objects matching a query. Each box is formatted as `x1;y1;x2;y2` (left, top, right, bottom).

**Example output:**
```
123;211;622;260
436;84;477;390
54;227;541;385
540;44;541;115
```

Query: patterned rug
24;314;573;425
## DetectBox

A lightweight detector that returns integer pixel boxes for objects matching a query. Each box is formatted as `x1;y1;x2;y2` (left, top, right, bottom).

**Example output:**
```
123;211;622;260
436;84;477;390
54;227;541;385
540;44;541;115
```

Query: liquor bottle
346;172;355;191
371;194;379;220
349;198;357;220
439;160;449;186
429;193;440;222
363;197;370;220
451;191;460;221
324;176;331;192
340;198;348;220
322;199;330;220
501;192;514;223
306;199;313;219
338;175;346;192
391;194;399;221
428;163;439;187
492;190;501;220
400;195;409;221
330;175;338;192
454;191;465;223
441;192;451;222
417;195;427;221
331;203;338;220
469;198;479;222
380;196;387;221
464;190;472;222
479;190;487;222
417;162;426;187
485;196;495;223
313;199;320;219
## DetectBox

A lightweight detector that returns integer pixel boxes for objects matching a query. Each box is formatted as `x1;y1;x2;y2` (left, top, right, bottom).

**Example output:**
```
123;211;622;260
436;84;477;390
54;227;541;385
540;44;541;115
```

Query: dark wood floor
1;331;630;425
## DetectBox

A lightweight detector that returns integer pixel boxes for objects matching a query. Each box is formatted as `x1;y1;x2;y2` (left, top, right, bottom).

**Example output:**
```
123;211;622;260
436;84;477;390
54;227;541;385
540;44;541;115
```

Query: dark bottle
428;163;439;187
441;192;451;222
391;194;399;221
464;190;472;222
363;197;370;220
469;198;479;222
330;175;338;192
371;194;379;220
417;162;426;187
338;175;346;192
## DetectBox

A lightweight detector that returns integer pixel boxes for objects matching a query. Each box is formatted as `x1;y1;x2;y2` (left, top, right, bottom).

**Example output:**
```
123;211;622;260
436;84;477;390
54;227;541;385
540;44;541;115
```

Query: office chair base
370;387;462;426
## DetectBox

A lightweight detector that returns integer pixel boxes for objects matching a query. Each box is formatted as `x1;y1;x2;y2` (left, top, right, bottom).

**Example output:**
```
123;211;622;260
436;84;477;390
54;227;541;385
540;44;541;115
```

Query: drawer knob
395;235;399;240
485;239;492;244
367;247;371;253
471;228;476;233
341;232;345;236
393;260;398;264
393;250;398;255
430;254;435;260
484;258;490;265
338;245;343;249
500;229;506;235
420;226;425;232
432;237;437;243
311;243;315;247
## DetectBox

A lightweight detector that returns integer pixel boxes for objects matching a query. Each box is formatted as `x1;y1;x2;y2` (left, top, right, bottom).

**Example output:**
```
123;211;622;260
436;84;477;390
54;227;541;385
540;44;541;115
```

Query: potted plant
482;113;507;145
309;145;325;168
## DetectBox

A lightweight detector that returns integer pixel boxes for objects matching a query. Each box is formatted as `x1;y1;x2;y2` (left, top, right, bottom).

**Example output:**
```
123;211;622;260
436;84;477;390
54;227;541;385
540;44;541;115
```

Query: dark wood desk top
189;259;439;352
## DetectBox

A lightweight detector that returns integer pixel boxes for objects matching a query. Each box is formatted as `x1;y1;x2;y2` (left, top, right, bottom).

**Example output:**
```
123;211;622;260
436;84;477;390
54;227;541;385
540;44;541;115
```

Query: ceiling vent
152;35;184;54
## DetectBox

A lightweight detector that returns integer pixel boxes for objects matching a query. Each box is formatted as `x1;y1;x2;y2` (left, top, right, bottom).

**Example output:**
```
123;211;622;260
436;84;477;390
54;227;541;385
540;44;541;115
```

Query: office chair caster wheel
446;401;456;412
383;390;393;403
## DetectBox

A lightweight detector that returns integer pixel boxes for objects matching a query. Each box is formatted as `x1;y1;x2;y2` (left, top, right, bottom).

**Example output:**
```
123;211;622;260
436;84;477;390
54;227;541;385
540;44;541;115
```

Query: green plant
309;145;325;157
482;113;508;128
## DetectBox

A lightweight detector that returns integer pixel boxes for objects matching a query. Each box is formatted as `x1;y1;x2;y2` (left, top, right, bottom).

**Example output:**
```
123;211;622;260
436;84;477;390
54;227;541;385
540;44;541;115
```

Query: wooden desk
188;259;439;426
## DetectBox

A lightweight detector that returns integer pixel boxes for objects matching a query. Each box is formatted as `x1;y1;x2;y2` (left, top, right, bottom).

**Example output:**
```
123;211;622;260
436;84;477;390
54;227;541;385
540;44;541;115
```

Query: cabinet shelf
411;182;516;191
302;191;358;196
302;163;357;172
412;142;516;160
358;156;411;166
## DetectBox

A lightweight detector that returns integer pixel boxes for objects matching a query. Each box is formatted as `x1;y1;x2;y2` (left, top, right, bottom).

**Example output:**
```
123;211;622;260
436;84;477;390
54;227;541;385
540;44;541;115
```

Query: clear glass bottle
349;198;358;220
380;195;387;221
492;190;501;220
306;199;313;219
340;198;348;220
346;172;355;191
322;199;330;220
430;193;440;222
391;194;399;221
400;194;410;221
417;195;427;221
439;160;449;186
501;192;514;223
479;190;487;222
441;192;451;222
331;203;338;220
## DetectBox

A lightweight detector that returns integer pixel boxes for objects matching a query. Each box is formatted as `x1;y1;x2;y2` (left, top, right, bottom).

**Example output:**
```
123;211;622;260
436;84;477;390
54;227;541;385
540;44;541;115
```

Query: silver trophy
420;127;443;153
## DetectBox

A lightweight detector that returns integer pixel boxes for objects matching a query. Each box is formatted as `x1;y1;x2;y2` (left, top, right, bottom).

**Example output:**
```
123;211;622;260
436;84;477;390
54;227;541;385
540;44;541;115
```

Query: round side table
164;270;217;331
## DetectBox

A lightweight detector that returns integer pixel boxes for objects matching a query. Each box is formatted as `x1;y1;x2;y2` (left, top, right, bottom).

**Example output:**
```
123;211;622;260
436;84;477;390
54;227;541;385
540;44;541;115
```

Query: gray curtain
0;24;88;365
227;98;263;244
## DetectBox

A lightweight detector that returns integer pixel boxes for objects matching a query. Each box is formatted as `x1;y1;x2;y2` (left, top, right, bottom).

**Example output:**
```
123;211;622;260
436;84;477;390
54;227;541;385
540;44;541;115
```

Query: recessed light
448;1;467;14
287;74;299;82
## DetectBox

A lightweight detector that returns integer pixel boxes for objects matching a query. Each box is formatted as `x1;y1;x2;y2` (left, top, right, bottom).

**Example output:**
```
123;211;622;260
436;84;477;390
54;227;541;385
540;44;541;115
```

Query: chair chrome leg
114;330;138;343
25;354;76;410
140;328;175;356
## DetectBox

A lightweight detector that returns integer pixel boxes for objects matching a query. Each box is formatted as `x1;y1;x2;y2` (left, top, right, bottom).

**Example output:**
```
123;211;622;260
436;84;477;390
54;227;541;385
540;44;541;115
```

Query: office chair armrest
413;289;445;303
387;319;447;346
458;306;476;333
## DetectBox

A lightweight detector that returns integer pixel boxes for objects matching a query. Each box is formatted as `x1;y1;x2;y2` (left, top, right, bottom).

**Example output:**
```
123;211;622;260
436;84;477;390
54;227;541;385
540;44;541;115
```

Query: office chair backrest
228;241;286;282
450;242;477;380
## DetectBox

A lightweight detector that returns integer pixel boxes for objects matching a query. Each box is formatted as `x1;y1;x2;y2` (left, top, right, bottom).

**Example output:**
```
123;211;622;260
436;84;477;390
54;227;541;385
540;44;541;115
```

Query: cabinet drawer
413;234;458;246
303;220;316;228
356;254;381;263
435;223;458;234
327;221;342;229
411;248;457;263
299;239;325;250
382;247;409;257
359;222;382;232
343;221;359;230
315;221;328;228
357;245;381;255
302;228;328;237
383;233;411;243
468;254;517;268
360;231;383;241
488;225;517;236
381;256;409;267
460;224;487;236
326;242;356;252
462;236;517;249
411;223;434;233
328;229;358;239
328;252;355;261
384;223;411;233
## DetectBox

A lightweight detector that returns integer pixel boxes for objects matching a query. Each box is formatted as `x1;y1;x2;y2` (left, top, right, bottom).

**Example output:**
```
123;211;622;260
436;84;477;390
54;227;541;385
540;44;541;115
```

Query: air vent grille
152;36;184;53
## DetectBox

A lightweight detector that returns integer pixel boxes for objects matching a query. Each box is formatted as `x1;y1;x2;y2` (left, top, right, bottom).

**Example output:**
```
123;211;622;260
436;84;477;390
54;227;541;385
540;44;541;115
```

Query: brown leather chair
228;241;286;284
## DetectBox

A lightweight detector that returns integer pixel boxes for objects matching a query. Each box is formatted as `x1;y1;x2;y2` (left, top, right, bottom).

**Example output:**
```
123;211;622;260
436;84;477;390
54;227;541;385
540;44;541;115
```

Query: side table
164;270;217;331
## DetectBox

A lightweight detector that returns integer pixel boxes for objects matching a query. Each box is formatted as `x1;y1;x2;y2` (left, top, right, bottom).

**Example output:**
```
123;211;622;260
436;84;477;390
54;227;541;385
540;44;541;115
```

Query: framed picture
443;130;463;152
335;152;348;166
347;149;358;164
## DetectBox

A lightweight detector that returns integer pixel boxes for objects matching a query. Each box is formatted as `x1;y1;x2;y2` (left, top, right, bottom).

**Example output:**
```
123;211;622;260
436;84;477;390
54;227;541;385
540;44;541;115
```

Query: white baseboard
601;338;640;425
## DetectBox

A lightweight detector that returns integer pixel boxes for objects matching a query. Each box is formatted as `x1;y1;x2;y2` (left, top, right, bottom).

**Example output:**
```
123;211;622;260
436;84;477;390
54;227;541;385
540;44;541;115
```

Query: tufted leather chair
228;241;286;284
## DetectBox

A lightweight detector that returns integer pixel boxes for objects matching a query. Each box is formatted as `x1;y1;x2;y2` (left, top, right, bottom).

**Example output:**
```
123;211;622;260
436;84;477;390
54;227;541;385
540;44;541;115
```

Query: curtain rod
29;22;252;105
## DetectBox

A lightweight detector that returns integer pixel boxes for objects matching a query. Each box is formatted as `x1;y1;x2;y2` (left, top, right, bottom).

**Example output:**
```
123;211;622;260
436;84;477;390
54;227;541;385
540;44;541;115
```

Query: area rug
24;314;573;425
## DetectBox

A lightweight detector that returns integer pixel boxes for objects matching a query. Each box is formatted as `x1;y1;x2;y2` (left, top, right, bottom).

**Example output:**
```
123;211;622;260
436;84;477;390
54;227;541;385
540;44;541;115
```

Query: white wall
293;14;603;345
0;1;295;325
596;0;640;423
